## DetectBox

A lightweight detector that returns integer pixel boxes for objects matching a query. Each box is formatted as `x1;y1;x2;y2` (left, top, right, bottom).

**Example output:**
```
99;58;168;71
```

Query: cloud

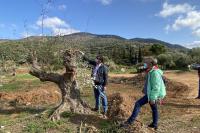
159;2;194;18
58;4;67;11
37;17;69;29
185;41;200;48
97;0;112;5
52;28;79;36
171;11;200;30
36;16;79;36
158;2;200;38
21;32;34;38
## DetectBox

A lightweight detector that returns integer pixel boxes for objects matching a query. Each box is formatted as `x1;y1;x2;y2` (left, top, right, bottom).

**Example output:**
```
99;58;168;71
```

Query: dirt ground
0;70;200;132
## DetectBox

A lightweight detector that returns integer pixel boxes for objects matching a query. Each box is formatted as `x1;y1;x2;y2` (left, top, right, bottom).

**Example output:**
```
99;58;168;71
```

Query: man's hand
79;51;85;56
103;86;107;91
149;100;155;105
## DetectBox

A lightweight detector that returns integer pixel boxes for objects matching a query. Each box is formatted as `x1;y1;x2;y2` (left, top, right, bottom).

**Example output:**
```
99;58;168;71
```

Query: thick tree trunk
29;50;91;121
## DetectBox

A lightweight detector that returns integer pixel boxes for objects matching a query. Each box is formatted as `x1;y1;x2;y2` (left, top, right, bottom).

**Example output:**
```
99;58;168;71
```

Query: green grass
110;66;137;74
23;121;45;133
0;80;41;92
0;73;41;92
15;74;38;80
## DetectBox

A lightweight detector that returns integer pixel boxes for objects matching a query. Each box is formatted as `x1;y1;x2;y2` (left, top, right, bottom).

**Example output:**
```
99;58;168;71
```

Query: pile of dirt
130;74;190;98
0;83;61;106
107;93;153;133
107;93;127;119
164;78;190;98
107;93;138;120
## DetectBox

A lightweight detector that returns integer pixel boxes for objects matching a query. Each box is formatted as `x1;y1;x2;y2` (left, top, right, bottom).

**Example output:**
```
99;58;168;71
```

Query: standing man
80;51;108;117
121;57;166;130
196;66;200;99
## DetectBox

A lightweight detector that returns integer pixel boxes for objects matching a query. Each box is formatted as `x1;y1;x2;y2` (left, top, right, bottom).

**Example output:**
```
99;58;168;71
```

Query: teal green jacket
147;67;166;101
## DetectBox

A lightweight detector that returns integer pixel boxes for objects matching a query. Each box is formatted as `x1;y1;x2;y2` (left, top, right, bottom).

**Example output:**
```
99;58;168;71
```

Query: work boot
120;121;131;128
148;123;158;130
91;108;99;112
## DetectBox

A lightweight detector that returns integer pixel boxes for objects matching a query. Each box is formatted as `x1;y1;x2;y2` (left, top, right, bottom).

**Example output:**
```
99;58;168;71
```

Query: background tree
150;44;166;55
157;53;175;69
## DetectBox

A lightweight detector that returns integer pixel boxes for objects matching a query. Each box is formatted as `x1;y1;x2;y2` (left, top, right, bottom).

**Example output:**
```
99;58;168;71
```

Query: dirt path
0;71;200;133
108;72;200;133
164;71;199;98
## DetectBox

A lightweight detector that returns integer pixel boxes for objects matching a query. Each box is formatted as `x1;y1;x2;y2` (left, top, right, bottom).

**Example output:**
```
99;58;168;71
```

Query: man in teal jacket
121;57;166;130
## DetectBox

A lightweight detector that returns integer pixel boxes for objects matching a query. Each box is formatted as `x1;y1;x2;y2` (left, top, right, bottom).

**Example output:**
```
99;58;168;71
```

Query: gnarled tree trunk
29;50;90;121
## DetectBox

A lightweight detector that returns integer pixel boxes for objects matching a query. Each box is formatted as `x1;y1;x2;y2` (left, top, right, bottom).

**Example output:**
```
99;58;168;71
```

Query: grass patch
15;74;38;80
61;111;75;118
23;122;44;133
0;80;41;92
0;73;41;92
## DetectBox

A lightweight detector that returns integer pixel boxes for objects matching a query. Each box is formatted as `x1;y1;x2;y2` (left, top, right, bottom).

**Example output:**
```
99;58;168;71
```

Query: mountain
19;32;187;50
0;32;190;65
130;38;187;50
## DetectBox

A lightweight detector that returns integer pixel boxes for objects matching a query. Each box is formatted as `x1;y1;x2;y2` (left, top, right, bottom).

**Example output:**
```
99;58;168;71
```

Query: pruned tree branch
29;68;61;84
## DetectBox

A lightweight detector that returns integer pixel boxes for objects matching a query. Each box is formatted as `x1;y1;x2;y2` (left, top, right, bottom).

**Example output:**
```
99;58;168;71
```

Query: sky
0;0;200;48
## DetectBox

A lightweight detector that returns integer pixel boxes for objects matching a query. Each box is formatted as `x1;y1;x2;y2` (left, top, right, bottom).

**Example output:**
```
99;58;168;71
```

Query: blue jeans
198;79;200;97
127;95;158;127
93;85;108;113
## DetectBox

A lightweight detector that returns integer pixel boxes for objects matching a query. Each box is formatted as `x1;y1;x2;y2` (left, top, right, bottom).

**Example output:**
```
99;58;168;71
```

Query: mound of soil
107;92;138;119
107;93;153;133
0;83;61;106
164;78;190;98
107;93;127;119
129;74;190;98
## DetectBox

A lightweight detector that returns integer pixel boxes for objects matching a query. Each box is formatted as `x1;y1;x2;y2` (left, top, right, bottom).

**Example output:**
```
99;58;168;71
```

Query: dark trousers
93;85;108;113
127;95;159;127
198;79;200;97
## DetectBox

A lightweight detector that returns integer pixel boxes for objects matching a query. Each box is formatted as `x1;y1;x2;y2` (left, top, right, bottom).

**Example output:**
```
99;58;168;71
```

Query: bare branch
29;67;61;84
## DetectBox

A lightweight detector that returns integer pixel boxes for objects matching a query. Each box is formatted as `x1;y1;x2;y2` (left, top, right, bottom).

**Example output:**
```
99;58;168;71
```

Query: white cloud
159;2;194;18
158;2;200;38
36;16;79;36
98;0;112;5
172;11;200;30
58;4;67;11
185;41;200;48
37;17;69;29
21;32;34;38
53;28;79;36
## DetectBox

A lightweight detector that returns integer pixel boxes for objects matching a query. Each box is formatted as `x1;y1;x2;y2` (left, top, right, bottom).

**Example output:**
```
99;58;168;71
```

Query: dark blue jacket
83;56;108;87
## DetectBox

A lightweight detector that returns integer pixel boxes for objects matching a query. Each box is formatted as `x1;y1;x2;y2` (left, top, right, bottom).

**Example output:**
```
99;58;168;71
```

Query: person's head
144;57;158;69
95;55;104;64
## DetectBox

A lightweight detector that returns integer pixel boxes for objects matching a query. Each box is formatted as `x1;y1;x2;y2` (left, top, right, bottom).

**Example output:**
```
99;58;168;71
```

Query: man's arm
83;56;96;66
79;51;96;66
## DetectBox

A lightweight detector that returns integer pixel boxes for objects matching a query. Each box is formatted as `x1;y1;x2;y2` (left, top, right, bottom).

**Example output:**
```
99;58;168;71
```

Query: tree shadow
0;106;46;115
68;113;111;128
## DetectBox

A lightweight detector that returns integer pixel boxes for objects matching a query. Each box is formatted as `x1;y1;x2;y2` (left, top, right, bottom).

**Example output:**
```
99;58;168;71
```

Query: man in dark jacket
80;52;108;116
197;67;200;98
